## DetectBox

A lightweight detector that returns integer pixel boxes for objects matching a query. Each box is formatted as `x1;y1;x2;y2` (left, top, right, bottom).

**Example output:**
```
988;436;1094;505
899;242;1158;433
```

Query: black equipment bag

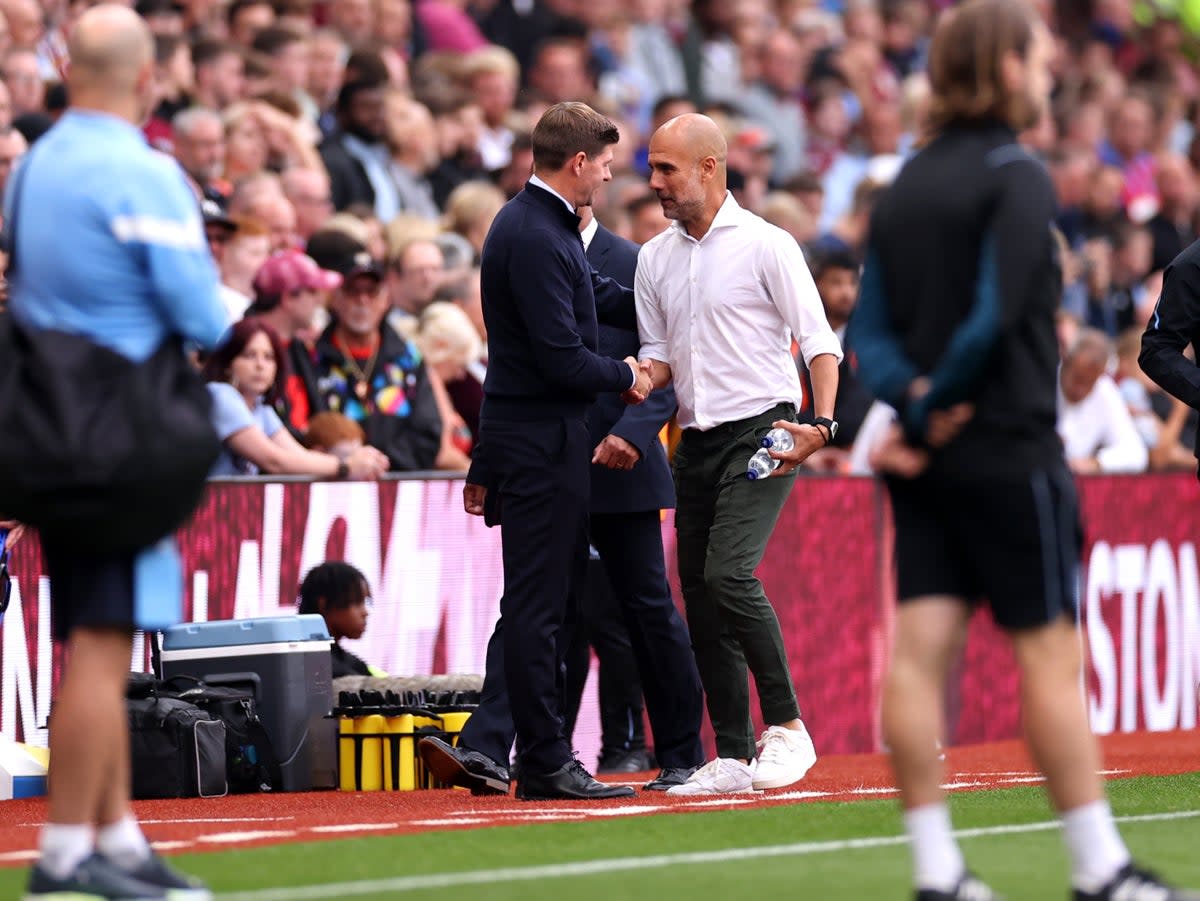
128;673;280;794
164;676;281;793
127;694;227;799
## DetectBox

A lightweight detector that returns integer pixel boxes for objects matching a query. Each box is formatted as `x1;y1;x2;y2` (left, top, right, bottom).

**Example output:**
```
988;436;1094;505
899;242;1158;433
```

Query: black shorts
42;538;140;642
884;463;1082;630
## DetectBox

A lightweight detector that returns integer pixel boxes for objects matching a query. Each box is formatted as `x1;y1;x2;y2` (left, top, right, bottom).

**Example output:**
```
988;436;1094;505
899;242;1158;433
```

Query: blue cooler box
160;615;336;791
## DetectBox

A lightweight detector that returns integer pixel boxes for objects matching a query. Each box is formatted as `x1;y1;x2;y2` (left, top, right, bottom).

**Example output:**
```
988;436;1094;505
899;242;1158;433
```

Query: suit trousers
460;415;591;775
673;404;802;761
563;554;648;760
564;510;705;769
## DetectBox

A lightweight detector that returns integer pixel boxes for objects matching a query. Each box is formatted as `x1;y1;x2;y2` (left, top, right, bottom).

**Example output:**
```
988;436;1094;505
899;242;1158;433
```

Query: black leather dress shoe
643;766;700;791
597;748;653;774
418;736;510;795
515;758;636;801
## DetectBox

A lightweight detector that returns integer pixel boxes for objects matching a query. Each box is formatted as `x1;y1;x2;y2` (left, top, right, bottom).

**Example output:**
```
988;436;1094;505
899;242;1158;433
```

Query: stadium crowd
0;0;1191;478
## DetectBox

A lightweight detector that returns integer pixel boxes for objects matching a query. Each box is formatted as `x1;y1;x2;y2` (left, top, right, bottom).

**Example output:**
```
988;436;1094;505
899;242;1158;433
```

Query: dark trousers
458;415;590;775
564;510;705;769
674;404;801;761
564;554;647;759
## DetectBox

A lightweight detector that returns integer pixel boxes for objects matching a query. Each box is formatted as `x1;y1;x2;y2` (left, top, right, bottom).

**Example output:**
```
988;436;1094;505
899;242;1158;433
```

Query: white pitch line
214;810;1200;901
308;824;401;834
0;851;38;863
198;831;298;844
411;818;492;827
151;841;196;852
140;818;296;825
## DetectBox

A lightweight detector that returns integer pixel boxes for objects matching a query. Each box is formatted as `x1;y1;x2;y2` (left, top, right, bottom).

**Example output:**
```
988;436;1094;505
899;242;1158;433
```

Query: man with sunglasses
297;234;444;472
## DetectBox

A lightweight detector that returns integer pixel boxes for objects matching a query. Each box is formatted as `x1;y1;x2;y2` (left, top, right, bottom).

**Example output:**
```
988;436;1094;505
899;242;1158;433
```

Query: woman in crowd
202;317;389;479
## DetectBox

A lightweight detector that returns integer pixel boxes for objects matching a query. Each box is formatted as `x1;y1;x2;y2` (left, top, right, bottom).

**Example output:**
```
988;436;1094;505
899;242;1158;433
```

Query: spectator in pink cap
248;248;343;434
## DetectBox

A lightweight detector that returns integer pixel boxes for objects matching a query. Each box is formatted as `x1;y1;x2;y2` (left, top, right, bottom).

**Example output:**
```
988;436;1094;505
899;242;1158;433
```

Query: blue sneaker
24;853;165;900
110;851;211;901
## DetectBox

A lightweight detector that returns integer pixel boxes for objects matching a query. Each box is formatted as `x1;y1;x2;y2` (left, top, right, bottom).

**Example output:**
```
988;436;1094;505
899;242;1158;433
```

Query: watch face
829;421;839;440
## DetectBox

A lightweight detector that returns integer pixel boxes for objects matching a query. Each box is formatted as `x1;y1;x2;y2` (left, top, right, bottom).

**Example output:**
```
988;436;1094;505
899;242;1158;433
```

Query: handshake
621;357;655;405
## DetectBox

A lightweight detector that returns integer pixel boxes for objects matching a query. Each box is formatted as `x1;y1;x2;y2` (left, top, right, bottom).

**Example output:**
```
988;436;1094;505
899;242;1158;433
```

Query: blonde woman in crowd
396;300;482;468
441;179;505;261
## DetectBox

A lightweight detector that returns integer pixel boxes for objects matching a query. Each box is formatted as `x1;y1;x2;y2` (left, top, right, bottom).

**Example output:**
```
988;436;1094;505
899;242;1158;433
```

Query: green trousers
673;403;801;761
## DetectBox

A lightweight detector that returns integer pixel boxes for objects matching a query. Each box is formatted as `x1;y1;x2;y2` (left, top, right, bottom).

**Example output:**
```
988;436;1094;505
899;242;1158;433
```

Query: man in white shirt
1057;328;1148;474
637;113;842;796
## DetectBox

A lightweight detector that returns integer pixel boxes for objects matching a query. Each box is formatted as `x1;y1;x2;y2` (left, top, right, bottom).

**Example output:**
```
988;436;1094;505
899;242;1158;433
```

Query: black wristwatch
813;418;838;445
335;460;350;480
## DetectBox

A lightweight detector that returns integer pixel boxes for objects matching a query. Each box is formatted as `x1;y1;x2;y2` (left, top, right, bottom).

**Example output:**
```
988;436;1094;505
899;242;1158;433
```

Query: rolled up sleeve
761;232;843;368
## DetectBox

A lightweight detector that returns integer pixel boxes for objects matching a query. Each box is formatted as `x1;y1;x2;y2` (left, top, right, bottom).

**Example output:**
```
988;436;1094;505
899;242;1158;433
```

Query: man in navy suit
563;204;704;790
420;102;652;801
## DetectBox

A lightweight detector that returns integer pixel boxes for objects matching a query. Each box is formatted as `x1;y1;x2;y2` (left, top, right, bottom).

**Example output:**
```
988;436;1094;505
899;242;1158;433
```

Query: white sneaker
752;723;817;790
665;757;755;796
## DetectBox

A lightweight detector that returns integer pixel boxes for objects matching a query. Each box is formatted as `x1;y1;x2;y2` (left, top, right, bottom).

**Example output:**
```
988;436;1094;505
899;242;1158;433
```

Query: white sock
904;803;965;892
96;815;152;870
38;823;95;880
1061;800;1130;892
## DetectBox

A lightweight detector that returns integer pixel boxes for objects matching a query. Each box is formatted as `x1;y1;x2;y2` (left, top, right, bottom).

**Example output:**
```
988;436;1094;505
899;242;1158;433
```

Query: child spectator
297;561;385;679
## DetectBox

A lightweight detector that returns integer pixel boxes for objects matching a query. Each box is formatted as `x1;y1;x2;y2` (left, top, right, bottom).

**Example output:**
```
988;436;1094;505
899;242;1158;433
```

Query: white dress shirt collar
580;215;599;251
528;174;575;215
670;191;745;242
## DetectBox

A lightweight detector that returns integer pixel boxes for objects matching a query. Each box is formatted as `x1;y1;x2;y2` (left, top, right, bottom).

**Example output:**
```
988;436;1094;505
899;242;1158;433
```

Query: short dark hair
298;561;369;615
811;250;861;282
191;38;239;69
200;317;290;405
782;171;824;195
926;0;1040;135
343;49;390;87
652;93;692;121
531;102;619;173
227;0;272;27
251;24;305;57
624;192;661;218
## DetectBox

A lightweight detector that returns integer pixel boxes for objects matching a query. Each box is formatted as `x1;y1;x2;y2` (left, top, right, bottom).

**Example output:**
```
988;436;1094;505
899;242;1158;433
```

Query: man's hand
621;356;652;405
642;358;673;390
1068;456;1101;475
765;420;827;476
463;482;487;516
869;424;930;478
907;378;974;449
592;434;642;470
926;403;974;448
345;446;390;480
0;520;24;548
801;446;848;474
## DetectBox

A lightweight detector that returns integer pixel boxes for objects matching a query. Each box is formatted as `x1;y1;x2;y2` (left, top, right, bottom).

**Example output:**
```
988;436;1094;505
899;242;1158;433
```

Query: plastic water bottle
746;448;778;480
760;428;795;453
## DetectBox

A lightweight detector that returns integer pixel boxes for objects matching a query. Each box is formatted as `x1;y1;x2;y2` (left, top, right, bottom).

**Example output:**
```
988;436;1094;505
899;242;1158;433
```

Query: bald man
8;6;222;899
636;114;841;795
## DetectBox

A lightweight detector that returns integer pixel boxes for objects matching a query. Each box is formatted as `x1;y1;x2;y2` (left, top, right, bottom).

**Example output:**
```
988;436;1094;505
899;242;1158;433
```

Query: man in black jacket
1140;239;1200;476
420;102;652;802
299;242;442;471
562;204;705;790
318;78;394;218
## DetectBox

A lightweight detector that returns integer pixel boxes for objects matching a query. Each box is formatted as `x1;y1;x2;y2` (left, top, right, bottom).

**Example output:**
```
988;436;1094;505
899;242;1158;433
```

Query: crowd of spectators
0;0;1196;476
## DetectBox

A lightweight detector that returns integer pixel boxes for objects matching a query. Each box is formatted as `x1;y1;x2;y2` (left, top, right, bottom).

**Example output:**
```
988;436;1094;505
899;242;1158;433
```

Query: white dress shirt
1056;372;1148;473
635;192;842;431
580;215;598;251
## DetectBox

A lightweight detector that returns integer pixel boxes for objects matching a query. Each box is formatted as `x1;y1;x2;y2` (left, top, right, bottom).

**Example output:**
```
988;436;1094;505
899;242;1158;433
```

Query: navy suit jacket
476;182;637;424
586;224;677;514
